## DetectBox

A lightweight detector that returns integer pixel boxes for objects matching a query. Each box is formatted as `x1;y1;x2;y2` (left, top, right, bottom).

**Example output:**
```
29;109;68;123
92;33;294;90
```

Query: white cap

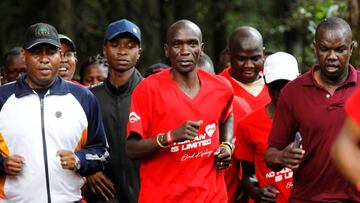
264;52;300;84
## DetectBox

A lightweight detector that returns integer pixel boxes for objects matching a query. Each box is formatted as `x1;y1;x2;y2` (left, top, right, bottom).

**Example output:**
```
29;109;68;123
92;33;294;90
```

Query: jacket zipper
40;96;51;203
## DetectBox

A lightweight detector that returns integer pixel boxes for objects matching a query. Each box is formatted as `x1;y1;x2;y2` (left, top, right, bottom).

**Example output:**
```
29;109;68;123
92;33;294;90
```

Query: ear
312;40;317;55
137;47;142;60
201;42;204;55
351;41;357;50
102;46;107;58
20;48;26;59
164;44;169;58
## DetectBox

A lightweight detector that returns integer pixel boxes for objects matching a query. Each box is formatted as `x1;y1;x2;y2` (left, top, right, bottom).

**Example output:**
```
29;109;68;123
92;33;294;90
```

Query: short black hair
80;54;108;83
3;47;22;68
315;17;352;42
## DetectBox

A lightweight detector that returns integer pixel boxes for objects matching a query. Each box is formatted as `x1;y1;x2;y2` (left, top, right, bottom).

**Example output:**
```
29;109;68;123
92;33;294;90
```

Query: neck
171;69;199;87
265;102;276;120
171;69;200;99
108;67;135;88
314;68;349;95
229;68;259;84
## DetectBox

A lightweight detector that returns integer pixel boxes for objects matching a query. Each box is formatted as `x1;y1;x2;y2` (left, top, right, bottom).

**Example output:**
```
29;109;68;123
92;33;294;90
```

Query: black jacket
86;69;143;203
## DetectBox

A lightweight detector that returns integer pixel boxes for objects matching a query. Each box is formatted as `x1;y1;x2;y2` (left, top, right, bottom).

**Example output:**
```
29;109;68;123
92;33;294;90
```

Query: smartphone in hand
294;131;302;148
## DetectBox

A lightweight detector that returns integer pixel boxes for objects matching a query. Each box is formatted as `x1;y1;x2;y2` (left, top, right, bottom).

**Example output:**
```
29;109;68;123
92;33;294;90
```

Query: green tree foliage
0;0;357;77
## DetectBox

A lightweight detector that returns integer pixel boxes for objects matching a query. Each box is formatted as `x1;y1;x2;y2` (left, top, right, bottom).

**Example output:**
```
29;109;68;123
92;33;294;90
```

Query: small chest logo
205;123;216;137
55;111;62;118
129;112;141;123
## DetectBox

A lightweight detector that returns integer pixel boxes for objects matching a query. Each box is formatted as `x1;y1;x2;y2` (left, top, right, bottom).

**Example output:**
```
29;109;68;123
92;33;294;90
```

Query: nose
244;59;255;68
327;50;337;60
39;52;50;64
180;44;190;55
60;53;67;62
116;46;127;56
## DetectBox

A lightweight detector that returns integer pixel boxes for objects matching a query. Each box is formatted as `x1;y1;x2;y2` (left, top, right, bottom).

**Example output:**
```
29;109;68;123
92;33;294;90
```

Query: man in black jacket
85;19;143;203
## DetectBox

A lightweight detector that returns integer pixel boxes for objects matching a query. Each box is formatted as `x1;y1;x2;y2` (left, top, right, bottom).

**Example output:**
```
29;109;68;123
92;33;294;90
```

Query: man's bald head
315;17;352;43
228;26;263;51
166;19;202;44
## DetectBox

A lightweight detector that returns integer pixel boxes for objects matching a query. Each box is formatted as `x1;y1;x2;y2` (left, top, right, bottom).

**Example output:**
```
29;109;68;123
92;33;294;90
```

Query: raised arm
126;120;203;160
332;117;360;187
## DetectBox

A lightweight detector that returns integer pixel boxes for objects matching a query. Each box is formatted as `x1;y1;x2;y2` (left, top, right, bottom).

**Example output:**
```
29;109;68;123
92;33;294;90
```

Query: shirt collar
302;64;358;86
15;74;69;98
105;68;143;95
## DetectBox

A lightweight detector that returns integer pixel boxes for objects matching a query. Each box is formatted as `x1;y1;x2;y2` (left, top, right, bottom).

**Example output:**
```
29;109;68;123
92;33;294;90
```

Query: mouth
58;64;69;73
39;67;52;75
177;59;193;67
325;64;340;73
242;68;255;75
115;59;130;66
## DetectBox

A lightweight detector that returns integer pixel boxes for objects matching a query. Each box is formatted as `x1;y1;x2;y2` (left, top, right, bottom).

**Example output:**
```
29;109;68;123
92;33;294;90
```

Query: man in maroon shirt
264;17;360;202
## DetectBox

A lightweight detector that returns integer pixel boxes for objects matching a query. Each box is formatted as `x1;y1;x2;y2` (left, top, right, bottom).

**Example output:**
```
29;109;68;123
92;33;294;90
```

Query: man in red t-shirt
219;26;270;202
219;26;270;111
236;52;299;203
265;17;360;202
332;87;360;190
126;20;234;203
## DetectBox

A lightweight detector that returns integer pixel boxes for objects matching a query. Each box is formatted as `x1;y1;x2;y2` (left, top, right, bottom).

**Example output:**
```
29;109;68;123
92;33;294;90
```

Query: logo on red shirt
129;112;141;123
205;123;216;137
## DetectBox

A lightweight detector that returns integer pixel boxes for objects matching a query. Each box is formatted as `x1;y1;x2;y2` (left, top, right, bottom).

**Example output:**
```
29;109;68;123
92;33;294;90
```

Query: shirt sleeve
76;91;109;176
127;81;151;139
234;117;255;161
345;87;360;125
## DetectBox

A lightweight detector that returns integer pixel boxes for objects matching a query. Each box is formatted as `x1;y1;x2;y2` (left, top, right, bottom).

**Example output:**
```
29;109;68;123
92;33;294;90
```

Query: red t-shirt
127;69;234;203
235;107;293;203
219;68;270;112
224;96;251;203
268;65;360;202
346;87;360;124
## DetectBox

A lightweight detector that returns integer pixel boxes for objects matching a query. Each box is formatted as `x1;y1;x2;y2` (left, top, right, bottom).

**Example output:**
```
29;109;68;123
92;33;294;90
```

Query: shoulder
0;82;17;108
281;71;310;95
66;81;97;102
136;69;169;90
241;107;265;124
199;70;233;94
89;81;105;93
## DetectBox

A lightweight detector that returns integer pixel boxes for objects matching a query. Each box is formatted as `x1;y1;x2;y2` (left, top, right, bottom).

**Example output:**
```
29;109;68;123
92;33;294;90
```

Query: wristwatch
74;155;81;171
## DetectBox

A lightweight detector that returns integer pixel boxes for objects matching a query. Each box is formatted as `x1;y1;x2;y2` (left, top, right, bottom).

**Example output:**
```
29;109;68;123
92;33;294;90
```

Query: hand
57;150;77;170
214;145;232;170
280;142;305;170
4;154;25;176
171;120;203;142
86;171;116;201
252;185;279;203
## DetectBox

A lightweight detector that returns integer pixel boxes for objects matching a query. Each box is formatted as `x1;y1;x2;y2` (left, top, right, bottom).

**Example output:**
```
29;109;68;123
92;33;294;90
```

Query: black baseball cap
58;34;76;52
23;22;61;50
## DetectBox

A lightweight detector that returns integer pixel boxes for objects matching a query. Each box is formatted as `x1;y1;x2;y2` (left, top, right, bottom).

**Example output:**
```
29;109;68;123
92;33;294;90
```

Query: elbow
265;147;283;172
125;140;138;160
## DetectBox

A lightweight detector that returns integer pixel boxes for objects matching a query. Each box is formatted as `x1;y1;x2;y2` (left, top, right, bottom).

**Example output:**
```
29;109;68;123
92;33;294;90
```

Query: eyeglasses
61;51;76;59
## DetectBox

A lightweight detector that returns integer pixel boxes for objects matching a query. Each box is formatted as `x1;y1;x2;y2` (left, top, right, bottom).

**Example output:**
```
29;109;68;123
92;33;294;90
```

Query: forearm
220;115;234;143
126;132;167;160
75;146;109;176
241;161;259;198
332;118;360;186
265;147;284;172
332;137;360;185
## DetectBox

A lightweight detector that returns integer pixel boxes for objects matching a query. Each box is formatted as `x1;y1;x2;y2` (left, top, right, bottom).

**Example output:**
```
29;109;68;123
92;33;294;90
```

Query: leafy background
0;0;358;78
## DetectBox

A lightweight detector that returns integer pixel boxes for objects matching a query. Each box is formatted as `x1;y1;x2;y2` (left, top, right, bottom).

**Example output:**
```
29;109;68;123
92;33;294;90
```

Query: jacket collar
15;74;70;98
